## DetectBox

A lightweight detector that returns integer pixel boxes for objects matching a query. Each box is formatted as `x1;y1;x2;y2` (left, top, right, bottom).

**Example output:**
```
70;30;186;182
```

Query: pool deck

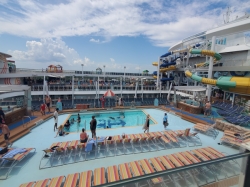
0;108;241;187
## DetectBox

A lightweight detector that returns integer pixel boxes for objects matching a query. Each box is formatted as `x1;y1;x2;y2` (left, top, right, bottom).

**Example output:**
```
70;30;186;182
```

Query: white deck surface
0;108;241;187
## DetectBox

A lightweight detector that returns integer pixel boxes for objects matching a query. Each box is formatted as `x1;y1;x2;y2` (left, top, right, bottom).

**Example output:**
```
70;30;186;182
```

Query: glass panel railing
94;152;250;187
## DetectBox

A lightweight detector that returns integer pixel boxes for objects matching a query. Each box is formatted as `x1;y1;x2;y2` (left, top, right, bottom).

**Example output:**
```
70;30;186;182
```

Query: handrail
94;151;250;187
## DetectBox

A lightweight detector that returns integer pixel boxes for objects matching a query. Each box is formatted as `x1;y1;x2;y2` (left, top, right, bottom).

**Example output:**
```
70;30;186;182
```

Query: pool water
65;110;155;132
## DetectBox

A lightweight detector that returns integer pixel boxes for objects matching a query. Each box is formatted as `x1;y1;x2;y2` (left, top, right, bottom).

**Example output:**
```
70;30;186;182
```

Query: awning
174;86;207;92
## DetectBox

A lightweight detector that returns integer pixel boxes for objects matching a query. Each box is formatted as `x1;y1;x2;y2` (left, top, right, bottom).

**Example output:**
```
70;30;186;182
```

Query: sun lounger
19;182;35;187
205;147;225;158
198;148;218;160
139;159;163;185
167;154;185;167
107;165;120;183
1;147;36;179
149;157;166;172
182;151;201;164
48;176;65;187
129;134;141;153
129;161;144;177
191;149;210;161
63;173;78;187
79;170;92;187
175;152;192;165
193;123;210;132
93;167;106;186
33;179;50;187
162;131;180;147
119;163;133;180
158;156;175;169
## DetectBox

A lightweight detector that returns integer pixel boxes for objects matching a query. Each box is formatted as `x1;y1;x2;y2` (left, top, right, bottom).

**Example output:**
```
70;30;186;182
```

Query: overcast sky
0;0;249;73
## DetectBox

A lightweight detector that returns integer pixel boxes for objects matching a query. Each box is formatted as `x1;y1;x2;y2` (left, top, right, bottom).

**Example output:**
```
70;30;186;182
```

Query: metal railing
94;152;250;187
30;85;167;92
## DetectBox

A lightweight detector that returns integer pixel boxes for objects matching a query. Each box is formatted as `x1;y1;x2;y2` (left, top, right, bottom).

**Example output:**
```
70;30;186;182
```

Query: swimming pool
64;109;155;132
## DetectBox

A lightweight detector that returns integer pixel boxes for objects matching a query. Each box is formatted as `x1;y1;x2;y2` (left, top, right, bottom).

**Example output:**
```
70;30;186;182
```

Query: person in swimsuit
143;114;150;133
54;125;65;137
80;128;89;143
45;95;51;112
0;123;12;147
40;103;46;115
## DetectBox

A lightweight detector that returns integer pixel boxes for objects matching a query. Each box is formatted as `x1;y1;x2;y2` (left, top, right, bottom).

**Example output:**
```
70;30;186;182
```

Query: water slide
185;48;250;95
185;70;250;95
190;49;222;68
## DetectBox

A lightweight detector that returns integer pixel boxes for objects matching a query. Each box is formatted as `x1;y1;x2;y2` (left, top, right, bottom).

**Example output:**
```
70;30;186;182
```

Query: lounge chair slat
33;179;50;187
107;165;120;183
63;173;78;187
19;182;35;187
48;176;64;187
79;170;92;187
119;163;132;180
94;167;106;186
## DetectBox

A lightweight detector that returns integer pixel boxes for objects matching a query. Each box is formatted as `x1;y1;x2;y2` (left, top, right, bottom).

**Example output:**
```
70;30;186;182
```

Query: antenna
223;7;232;23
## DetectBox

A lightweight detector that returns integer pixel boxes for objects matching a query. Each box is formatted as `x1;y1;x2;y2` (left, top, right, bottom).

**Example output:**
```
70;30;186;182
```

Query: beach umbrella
104;89;115;97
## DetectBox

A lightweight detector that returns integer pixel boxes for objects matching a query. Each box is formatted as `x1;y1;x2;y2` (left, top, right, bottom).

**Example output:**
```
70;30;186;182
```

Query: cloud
8;38;86;68
90;38;100;43
0;0;249;47
7;38;152;72
110;58;115;62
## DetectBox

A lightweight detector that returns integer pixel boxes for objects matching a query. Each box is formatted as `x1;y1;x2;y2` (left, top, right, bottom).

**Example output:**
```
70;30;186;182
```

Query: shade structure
143;70;149;72
104;89;115;97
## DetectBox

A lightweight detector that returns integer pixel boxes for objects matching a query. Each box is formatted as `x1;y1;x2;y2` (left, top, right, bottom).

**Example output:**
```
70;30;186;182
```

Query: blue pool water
65;110;155;132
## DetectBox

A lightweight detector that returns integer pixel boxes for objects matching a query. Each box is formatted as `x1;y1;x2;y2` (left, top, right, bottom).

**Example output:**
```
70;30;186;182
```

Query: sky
0;0;250;73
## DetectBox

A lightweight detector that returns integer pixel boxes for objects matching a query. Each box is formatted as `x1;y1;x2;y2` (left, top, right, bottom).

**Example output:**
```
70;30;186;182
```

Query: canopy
143;70;149;72
104;89;115;97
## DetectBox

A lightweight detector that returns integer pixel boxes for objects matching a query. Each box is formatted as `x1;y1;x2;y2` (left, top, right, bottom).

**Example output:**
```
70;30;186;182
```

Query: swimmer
109;117;115;120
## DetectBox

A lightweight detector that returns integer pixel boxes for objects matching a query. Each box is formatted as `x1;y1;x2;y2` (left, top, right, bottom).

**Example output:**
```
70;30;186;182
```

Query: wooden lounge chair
129;161;144;177
33;179;50;187
107;165;120;183
67;140;79;152
129;134;140;153
2;148;36;179
48;176;65;187
198;148;218;160
149;157;166;172
167;154;185;167
19;182;35;187
93;167;106;186
79;170;92;187
118;163;133;180
63;173;79;187
162;131;178;143
181;151;201;164
175;152;193;165
139;159;162;185
158;156;175;169
191;149;210;161
205;147;225;158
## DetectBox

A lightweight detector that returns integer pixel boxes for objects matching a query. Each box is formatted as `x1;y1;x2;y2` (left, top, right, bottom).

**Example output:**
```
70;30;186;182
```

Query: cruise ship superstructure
0;10;250;108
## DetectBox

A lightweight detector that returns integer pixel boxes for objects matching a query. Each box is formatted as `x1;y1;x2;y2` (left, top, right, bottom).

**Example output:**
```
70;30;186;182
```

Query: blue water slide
160;52;172;58
161;77;174;82
160;61;176;68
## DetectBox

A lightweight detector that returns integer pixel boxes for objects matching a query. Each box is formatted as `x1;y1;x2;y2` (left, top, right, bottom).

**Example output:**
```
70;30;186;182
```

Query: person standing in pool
53;108;59;131
90;116;97;138
143;114;150;133
100;96;105;108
